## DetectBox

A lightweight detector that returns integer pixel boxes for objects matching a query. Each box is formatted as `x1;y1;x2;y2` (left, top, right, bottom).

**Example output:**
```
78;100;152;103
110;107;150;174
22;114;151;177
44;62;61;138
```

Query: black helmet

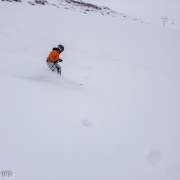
57;45;64;52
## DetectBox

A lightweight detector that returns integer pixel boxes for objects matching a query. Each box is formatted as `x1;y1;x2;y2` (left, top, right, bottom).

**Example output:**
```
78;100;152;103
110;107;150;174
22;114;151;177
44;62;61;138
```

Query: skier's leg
46;61;56;71
55;63;61;74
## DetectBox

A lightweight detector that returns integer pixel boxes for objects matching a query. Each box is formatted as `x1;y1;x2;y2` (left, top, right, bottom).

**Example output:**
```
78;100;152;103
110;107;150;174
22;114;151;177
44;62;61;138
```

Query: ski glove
54;59;63;64
54;60;60;64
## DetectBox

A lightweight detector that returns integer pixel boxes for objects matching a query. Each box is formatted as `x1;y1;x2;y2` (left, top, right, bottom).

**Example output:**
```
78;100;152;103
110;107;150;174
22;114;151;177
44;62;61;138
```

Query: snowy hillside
82;0;180;31
2;0;144;22
0;0;180;180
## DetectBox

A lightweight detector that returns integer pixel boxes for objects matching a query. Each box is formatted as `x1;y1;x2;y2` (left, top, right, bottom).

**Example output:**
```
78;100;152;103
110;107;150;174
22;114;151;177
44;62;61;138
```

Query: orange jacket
47;48;60;63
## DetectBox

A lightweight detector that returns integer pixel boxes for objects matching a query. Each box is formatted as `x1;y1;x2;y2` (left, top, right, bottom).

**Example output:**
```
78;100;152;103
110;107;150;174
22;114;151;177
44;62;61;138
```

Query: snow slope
0;1;180;180
83;0;180;30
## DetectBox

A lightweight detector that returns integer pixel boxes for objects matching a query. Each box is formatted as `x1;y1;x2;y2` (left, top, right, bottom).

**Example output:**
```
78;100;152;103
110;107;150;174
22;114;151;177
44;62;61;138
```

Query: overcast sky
83;0;180;19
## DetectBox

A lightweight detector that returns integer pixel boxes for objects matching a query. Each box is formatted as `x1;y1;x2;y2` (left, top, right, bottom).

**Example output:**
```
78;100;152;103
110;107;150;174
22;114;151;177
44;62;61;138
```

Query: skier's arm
52;51;60;63
54;52;61;64
55;51;60;61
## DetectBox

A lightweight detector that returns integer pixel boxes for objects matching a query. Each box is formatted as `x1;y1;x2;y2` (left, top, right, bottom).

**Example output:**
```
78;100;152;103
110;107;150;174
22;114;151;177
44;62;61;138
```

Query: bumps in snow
34;0;48;5
2;0;21;2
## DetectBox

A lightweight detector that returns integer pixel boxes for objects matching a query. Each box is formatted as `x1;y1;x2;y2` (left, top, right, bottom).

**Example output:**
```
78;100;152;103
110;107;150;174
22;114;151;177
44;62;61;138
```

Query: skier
46;45;64;74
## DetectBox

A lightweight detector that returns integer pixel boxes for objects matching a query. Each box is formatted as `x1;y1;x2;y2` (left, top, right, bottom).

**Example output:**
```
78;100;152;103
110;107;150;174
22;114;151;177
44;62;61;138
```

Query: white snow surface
83;0;180;30
0;1;180;180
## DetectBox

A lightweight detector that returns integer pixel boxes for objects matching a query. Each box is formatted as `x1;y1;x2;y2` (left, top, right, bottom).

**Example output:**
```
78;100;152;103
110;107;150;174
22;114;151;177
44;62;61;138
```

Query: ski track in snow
12;72;84;90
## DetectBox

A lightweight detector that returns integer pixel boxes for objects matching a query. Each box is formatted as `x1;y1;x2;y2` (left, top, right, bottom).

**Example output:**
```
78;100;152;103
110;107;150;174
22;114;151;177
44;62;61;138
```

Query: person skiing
46;44;64;74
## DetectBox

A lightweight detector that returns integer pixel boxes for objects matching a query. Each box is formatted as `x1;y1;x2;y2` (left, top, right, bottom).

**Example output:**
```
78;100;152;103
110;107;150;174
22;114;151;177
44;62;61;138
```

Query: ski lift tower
161;16;168;27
